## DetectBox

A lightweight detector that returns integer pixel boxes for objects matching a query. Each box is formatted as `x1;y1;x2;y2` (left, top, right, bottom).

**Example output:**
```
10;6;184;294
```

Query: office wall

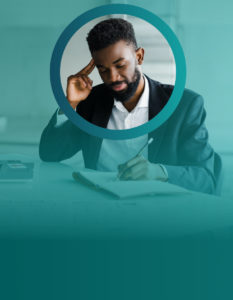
178;0;233;151
0;0;109;118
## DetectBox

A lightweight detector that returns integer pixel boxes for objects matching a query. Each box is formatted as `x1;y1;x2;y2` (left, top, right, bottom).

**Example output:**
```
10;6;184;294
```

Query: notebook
72;169;190;199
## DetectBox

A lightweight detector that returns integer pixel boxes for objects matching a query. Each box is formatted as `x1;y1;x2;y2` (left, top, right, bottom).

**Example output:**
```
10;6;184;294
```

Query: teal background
1;1;233;299
1;0;233;151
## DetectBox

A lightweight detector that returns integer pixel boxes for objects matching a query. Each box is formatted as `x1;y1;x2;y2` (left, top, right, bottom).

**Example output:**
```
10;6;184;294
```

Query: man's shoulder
145;75;204;119
179;87;204;114
162;84;205;124
147;76;204;113
146;75;201;100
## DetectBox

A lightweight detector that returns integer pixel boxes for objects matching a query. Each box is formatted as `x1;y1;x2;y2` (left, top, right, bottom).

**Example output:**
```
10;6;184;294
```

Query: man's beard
106;68;141;103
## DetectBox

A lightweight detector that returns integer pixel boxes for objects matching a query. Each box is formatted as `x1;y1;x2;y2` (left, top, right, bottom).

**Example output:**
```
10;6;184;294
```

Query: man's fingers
126;155;144;168
128;168;146;180
118;155;144;174
77;77;87;89
120;166;146;180
119;160;146;180
78;59;95;75
87;77;93;85
85;76;93;89
81;76;92;89
68;75;92;90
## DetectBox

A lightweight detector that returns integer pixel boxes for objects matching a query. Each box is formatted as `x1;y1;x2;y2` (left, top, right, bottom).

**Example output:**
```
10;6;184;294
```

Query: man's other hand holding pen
117;138;168;181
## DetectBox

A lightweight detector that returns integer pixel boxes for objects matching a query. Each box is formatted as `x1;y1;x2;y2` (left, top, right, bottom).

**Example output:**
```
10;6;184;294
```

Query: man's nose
109;69;121;83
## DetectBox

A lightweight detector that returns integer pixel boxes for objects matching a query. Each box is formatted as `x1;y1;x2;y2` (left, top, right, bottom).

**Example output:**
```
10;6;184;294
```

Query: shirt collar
113;75;149;112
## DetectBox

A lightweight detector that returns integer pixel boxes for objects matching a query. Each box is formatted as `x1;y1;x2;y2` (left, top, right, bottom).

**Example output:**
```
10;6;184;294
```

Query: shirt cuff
158;164;168;181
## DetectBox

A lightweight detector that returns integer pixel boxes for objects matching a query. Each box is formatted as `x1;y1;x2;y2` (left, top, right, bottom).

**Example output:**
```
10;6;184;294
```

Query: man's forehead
92;40;135;66
95;58;125;68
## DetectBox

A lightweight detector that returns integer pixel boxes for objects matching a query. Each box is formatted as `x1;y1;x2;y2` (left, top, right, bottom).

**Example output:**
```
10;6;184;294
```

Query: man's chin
106;68;141;103
113;92;132;103
107;87;130;102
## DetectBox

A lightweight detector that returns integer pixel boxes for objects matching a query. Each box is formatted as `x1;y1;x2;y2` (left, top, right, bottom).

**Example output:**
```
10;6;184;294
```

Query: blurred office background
0;0;233;195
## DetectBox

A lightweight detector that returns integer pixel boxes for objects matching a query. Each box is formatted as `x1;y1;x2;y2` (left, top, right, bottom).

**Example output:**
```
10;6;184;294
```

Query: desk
0;160;233;240
1;158;233;299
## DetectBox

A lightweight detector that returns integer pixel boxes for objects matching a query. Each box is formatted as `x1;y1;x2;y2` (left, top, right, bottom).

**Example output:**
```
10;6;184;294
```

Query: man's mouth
111;82;127;92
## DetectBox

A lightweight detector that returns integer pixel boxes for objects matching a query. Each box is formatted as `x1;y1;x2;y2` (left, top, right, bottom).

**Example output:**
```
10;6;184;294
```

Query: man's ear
136;47;144;65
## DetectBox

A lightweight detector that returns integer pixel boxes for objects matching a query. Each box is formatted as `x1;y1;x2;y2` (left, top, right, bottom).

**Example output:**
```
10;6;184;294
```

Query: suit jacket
39;75;222;195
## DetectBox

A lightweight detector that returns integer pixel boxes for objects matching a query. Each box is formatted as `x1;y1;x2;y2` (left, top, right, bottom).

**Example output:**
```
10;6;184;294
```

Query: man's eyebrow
113;57;125;64
96;58;125;68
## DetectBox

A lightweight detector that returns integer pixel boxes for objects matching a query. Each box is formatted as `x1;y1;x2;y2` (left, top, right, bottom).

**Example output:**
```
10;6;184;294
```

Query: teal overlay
50;4;186;139
1;2;233;299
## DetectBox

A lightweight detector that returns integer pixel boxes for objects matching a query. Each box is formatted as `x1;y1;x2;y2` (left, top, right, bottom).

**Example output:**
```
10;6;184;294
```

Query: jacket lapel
89;86;114;167
91;86;114;128
146;76;170;162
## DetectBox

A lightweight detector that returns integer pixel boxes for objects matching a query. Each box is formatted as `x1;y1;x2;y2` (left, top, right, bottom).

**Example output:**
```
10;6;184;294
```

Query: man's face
92;40;143;102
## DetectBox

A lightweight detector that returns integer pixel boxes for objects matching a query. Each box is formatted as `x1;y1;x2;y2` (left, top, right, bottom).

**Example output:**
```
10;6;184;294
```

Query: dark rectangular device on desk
0;160;34;182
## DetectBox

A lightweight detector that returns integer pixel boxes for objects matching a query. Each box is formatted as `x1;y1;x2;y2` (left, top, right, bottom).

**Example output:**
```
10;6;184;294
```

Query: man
39;18;222;195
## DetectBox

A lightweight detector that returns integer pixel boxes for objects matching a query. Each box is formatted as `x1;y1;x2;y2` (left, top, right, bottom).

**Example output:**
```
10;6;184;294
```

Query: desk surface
0;159;233;240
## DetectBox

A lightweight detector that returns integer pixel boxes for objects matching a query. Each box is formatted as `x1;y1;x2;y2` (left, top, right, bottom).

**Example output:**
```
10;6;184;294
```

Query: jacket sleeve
39;110;85;162
163;95;223;195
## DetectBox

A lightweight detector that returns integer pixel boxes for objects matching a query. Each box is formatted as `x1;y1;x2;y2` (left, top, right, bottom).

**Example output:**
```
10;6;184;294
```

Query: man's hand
66;59;95;110
118;155;168;181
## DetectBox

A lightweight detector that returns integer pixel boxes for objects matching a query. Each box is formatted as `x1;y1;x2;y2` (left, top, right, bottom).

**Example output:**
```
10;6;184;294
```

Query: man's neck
123;75;145;112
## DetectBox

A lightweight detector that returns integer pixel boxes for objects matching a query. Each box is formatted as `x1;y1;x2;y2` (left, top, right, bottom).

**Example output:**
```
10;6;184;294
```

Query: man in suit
39;18;222;195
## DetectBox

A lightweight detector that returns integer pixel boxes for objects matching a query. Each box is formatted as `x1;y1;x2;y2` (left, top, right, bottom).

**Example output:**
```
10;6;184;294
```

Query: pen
117;137;154;179
135;137;154;157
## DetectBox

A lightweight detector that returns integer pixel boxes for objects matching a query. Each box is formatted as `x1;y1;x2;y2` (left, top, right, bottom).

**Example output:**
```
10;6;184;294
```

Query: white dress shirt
97;76;149;171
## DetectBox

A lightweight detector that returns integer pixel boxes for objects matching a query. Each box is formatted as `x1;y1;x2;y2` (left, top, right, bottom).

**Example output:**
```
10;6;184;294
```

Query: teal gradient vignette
1;1;233;300
50;4;186;140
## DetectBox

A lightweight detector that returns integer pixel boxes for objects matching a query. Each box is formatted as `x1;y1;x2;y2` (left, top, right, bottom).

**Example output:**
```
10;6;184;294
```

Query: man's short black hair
86;18;138;53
